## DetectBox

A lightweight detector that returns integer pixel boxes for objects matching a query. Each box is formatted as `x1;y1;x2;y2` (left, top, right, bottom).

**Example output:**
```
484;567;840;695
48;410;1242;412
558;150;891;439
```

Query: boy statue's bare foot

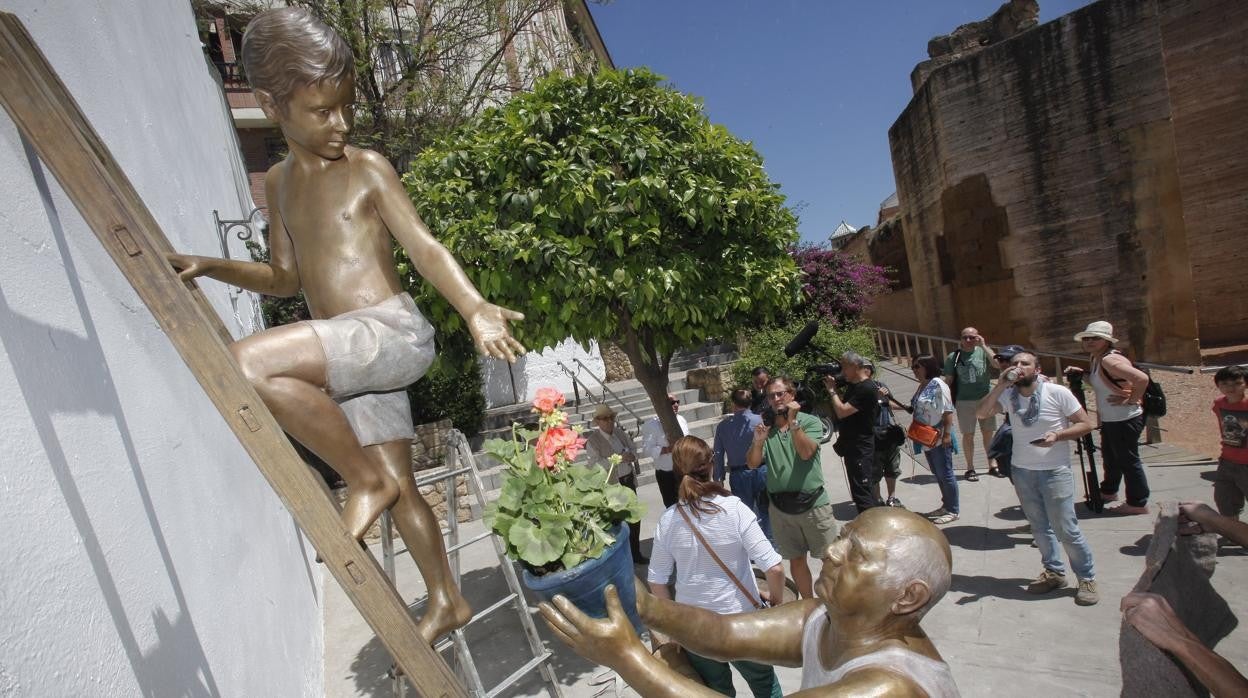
417;587;474;645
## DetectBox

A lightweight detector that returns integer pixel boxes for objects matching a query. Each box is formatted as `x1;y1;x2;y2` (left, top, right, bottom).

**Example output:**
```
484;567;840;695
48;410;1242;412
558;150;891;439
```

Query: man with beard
977;351;1099;605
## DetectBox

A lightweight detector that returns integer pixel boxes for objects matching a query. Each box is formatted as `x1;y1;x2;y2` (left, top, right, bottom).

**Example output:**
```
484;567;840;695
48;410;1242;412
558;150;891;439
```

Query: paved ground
324;359;1248;697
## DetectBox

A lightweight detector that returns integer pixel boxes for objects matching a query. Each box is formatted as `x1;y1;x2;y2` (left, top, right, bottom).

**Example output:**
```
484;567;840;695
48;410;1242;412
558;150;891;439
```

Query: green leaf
509;519;566;567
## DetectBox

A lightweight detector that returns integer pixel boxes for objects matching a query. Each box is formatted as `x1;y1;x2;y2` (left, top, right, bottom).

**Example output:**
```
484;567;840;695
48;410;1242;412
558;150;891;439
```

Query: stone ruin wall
884;0;1247;363
1158;0;1248;347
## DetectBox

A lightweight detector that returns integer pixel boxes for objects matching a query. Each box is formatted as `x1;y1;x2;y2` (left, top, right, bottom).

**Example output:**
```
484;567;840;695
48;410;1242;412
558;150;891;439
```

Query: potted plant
483;388;645;630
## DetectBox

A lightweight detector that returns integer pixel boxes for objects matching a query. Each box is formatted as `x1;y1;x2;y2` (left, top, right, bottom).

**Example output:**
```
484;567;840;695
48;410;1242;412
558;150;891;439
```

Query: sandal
965;470;980;482
932;512;959;524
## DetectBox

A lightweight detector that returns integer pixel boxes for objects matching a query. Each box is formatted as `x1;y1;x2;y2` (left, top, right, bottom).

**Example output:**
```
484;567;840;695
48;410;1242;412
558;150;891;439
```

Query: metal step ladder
382;429;563;698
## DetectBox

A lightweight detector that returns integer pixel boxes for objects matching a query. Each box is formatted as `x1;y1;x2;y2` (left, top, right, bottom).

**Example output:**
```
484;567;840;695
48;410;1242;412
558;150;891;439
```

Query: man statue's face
816;522;892;616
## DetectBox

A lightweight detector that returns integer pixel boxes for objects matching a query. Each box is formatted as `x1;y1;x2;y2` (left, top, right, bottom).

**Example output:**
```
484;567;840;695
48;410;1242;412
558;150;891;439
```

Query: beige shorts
771;503;839;560
306;293;436;446
955;400;998;435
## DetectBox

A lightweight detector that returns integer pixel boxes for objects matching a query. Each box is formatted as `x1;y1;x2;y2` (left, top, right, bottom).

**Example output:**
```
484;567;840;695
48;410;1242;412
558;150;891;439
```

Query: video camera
808;362;842;378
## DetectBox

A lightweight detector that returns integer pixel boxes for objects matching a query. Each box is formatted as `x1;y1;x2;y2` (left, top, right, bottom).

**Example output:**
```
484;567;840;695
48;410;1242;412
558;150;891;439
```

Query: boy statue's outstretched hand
468;303;526;363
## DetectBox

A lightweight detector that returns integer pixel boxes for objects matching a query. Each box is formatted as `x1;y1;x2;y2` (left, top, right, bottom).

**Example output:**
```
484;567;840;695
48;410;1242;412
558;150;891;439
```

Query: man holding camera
824;352;882;513
747;376;834;599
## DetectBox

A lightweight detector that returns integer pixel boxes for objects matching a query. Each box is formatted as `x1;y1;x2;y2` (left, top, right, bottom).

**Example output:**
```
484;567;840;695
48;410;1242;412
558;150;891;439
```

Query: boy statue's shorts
306;293;436;446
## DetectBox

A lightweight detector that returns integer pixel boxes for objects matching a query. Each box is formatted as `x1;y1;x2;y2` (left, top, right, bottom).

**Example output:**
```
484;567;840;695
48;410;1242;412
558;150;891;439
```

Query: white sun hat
1073;320;1118;344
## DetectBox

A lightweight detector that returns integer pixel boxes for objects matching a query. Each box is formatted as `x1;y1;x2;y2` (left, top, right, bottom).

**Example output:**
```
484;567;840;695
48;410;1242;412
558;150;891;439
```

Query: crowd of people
573;318;1248;695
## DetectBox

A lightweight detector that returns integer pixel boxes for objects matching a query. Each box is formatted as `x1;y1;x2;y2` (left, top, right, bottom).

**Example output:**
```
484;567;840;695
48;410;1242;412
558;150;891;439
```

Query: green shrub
731;319;876;389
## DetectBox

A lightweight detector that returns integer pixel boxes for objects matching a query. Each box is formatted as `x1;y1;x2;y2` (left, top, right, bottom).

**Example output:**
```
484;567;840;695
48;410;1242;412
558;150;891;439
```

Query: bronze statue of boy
168;7;525;643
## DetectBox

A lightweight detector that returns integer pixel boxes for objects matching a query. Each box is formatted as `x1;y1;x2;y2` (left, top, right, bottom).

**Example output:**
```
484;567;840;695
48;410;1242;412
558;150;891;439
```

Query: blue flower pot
521;522;643;634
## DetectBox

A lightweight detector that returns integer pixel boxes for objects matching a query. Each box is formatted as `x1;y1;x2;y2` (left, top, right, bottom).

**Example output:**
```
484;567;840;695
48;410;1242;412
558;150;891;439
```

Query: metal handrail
1200;363;1248;374
555;360;644;436
870;328;1195;375
871;327;1180;443
571;356;647;426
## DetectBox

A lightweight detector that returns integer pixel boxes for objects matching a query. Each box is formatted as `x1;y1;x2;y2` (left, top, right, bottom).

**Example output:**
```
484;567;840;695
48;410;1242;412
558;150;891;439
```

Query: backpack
947;349;963;403
1100;350;1167;418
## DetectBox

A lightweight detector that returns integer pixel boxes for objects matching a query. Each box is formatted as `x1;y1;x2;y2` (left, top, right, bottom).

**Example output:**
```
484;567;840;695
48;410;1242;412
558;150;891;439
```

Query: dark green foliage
731;318;876;389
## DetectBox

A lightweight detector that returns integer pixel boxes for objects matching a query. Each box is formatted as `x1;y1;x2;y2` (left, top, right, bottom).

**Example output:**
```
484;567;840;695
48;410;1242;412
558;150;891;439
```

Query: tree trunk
617;342;683;446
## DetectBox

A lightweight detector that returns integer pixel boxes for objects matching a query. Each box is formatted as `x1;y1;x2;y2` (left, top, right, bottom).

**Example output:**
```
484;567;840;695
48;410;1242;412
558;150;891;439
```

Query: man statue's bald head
817;508;952;621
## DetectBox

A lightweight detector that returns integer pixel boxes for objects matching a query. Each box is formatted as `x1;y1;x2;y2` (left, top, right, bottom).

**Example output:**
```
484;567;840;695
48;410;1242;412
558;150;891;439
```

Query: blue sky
587;0;1097;245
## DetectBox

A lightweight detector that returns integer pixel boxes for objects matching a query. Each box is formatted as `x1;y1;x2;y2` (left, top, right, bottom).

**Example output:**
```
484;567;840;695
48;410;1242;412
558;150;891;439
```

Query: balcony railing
212;60;246;85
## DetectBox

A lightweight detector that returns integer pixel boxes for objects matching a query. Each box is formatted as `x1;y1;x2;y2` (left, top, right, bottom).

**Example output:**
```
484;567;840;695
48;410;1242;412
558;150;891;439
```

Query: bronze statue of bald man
540;507;961;696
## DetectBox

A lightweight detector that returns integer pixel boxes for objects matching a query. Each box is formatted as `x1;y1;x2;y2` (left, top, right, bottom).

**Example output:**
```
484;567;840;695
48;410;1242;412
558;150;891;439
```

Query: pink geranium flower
535;425;585;471
532;387;567;415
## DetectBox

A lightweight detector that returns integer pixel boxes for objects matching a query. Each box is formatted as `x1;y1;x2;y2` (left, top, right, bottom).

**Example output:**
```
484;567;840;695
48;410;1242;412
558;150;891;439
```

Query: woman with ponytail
646;436;785;697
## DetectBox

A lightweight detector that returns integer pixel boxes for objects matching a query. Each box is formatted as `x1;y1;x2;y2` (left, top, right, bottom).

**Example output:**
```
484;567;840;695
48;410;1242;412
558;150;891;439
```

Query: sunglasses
961;336;977;341
767;390;790;398
669;400;680;405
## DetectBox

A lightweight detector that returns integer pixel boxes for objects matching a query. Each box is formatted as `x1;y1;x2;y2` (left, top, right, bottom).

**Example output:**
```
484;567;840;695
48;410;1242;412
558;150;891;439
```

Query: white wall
0;2;322;696
481;339;605;407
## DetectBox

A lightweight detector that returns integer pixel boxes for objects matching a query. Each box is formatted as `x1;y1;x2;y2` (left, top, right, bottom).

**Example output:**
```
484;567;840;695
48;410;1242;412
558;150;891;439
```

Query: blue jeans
925;445;959;515
729;466;773;541
1012;467;1095;580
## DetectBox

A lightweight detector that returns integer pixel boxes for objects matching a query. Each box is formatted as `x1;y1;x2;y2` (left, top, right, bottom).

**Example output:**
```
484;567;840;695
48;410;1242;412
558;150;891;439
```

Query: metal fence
869;328;1195;444
870;328;1195;377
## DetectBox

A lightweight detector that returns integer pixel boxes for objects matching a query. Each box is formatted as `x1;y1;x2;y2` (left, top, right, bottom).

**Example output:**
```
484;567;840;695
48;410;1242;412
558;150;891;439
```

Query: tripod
1066;372;1105;514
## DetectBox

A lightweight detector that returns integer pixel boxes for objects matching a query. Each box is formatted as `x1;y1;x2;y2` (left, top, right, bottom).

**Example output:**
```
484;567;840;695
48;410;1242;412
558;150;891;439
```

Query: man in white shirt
641;394;690;508
977;351;1099;605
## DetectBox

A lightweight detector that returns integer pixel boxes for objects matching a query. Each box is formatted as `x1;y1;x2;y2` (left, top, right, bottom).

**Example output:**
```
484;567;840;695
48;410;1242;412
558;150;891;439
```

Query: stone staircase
667;339;738;374
467;368;729;517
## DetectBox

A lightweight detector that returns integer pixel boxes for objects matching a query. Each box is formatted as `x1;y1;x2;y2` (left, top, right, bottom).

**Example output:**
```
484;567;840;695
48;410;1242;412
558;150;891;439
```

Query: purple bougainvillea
790;244;892;327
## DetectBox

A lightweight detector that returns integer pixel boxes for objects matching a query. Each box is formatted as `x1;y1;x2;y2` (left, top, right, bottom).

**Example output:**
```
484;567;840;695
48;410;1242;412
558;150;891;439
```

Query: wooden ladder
0;13;466;698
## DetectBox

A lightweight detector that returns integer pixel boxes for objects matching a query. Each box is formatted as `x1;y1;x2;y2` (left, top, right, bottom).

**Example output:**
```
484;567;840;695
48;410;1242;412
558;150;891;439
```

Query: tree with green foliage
405;68;802;442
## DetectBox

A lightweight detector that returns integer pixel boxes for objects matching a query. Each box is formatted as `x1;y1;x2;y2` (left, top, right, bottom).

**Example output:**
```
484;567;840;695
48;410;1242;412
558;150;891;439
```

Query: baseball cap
994;344;1026;361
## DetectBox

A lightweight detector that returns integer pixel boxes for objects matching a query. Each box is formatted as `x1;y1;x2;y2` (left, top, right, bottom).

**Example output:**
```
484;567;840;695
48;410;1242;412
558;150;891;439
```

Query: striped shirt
647;495;782;614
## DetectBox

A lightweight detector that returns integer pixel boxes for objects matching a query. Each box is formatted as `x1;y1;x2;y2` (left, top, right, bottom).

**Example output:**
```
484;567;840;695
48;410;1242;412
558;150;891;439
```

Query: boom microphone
783;321;819;357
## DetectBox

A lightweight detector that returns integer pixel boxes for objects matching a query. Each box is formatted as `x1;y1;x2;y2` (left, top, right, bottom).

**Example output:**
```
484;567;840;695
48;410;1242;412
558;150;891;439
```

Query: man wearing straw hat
586;403;648;563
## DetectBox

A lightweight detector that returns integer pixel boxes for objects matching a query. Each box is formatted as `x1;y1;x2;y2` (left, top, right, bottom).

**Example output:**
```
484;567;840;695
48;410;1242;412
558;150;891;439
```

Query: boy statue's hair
1214;365;1248;385
241;7;354;108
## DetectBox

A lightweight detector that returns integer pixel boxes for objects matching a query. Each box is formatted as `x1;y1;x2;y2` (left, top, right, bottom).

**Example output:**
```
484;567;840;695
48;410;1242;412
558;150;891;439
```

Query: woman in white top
910;354;959;524
647;436;784;697
1072;321;1152;515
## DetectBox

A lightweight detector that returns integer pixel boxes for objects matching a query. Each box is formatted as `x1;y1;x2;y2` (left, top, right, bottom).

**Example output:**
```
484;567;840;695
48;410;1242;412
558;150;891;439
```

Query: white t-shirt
997;383;1083;470
640;414;690;472
646;495;781;614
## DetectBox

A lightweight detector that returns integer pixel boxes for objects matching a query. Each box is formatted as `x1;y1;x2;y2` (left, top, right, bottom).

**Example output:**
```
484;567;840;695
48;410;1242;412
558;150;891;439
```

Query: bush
791;244;891;327
407;345;486;438
731;319;876;389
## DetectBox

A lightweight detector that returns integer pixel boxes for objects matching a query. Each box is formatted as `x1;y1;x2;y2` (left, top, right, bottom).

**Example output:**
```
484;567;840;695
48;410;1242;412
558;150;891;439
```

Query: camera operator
823;352;882;513
747;376;833;599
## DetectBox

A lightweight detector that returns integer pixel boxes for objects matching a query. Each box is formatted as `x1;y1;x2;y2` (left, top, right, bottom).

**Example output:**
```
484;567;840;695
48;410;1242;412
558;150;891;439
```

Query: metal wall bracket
213;206;267;260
